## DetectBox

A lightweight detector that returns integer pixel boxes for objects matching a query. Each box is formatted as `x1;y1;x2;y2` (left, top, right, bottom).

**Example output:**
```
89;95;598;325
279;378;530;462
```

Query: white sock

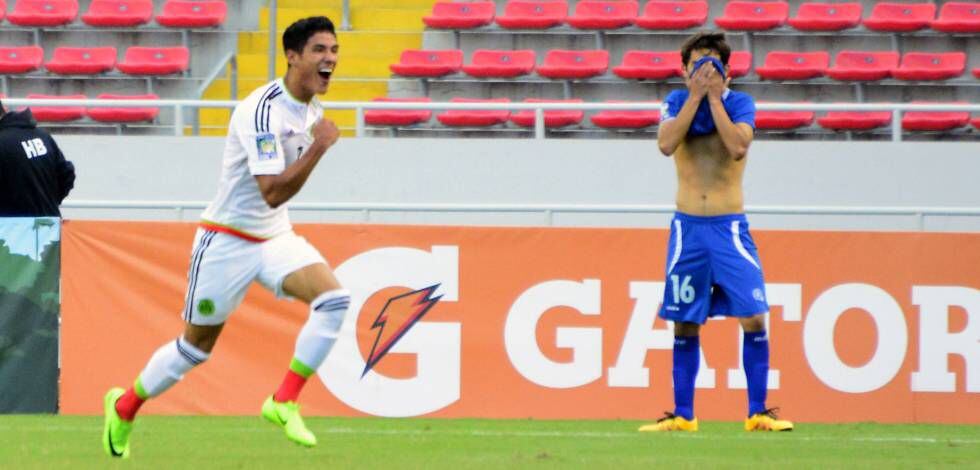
292;289;350;371
138;337;210;398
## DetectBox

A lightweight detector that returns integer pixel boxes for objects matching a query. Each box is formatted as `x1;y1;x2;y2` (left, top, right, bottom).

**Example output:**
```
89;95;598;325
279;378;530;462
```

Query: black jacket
0;109;75;217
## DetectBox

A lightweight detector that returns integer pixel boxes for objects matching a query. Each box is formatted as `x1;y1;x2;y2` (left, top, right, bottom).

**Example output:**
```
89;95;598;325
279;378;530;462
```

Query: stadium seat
536;50;608;79
364;97;432;126
892;52;966;81
932;2;980;33
390;49;463;77
787;2;862;31
25;94;86;122
510;99;584;128
902;105;970;131
826;51;899;81
975;67;980;79
496;0;567;29
44;47;117;75
436;98;511;127
0;1;6;22
755;108;815;130
863;2;936;32
87;93;160;122
612;50;683;80
116;46;190;75
81;0;152;27
461;49;536;78
714;1;789;31
7;0;78;27
567;0;638;30
423;1;495;29
156;0;226;28
590;101;660;129
817;110;892;131
635;1;708;30
0;46;44;74
728;50;752;78
755;51;830;80
972;116;980;130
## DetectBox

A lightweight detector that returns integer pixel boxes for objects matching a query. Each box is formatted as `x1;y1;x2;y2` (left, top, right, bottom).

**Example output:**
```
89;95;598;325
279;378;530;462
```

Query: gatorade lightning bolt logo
361;284;443;378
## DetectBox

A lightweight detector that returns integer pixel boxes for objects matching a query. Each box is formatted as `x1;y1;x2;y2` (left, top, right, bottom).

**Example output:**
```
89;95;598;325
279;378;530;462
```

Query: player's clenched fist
312;118;340;148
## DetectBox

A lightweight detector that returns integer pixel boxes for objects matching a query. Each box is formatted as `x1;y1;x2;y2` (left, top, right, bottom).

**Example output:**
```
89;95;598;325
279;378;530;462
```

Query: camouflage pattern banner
0;217;60;413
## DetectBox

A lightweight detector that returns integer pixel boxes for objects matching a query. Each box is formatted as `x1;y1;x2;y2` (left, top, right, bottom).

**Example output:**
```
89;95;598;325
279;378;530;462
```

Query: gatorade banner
60;221;980;423
0;217;61;413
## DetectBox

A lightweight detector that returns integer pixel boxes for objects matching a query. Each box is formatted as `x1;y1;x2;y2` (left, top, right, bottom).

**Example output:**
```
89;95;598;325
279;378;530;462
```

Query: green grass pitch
1;415;978;469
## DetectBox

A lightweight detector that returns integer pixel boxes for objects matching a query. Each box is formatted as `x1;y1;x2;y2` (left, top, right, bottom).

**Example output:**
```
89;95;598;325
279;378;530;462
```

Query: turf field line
4;424;977;445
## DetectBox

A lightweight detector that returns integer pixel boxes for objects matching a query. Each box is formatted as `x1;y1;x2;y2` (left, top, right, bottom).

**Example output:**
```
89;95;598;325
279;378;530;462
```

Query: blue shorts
658;212;769;324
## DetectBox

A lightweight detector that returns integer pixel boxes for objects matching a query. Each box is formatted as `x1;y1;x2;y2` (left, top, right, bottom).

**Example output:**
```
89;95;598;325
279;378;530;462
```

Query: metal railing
3;98;978;140
59;201;980;230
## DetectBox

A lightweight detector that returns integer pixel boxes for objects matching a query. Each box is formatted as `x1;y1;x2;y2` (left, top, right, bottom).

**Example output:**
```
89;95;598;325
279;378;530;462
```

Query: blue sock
672;335;699;421
743;330;769;417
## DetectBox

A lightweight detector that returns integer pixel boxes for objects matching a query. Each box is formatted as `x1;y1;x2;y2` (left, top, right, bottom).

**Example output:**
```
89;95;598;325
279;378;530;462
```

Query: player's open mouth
318;67;333;80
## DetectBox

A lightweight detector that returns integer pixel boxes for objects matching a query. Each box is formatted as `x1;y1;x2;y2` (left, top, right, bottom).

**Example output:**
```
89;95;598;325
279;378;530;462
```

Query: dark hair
282;16;336;54
680;32;731;67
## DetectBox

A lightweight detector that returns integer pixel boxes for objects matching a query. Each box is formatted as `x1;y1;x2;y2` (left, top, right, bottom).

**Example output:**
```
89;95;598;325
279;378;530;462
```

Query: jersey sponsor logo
21;138;48;159
255;133;278;161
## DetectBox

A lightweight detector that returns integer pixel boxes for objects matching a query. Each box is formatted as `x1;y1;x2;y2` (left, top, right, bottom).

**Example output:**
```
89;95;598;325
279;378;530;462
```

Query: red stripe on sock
115;387;146;421
273;370;309;403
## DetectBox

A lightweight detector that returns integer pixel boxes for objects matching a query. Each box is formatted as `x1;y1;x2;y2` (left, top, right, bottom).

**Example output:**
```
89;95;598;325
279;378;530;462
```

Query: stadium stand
462;49;537;78
7;0;78;27
566;0;638;30
892;52;966;81
536;49;609;79
787;2;862;31
25;93;86;122
80;0;153;27
364;96;433;127
0;46;44;74
635;1;707;30
826;51;900;81
714;1;789;31
156;0;228;28
755;51;830;80
44;47;117;75
390;49;464;77
496;0;567;29
435;97;512;127
116;46;190;76
423;0;496;29
754;107;816;130
817;110;892;131
590;101;660;129
510;98;584;128
86;93;160;123
0;0;6;23
902;104;971;131
612;50;683;80
931;2;980;33
862;2;935;32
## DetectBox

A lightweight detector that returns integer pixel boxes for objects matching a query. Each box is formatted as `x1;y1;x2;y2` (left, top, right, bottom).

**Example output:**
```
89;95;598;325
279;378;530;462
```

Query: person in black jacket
0;99;76;217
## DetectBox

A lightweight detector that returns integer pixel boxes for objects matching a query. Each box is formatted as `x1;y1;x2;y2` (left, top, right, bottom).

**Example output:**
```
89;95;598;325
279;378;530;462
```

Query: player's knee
674;322;701;337
310;288;351;336
739;314;767;333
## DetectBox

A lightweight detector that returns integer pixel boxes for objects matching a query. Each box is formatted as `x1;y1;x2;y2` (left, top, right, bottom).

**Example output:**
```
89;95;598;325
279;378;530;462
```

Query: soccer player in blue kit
639;32;793;432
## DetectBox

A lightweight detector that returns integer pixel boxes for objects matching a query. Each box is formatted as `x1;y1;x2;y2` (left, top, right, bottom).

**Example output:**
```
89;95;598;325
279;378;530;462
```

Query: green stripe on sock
133;377;150;400
289;358;315;378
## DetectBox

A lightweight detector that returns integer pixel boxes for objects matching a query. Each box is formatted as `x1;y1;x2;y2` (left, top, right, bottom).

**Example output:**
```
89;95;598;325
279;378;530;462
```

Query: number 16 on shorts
670;274;695;304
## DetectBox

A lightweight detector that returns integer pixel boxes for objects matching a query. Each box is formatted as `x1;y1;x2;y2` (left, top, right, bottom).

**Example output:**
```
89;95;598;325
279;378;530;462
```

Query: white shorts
182;228;327;325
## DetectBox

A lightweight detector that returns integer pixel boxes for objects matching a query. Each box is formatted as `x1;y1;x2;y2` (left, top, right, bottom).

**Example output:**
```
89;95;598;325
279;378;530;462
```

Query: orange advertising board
61;220;980;423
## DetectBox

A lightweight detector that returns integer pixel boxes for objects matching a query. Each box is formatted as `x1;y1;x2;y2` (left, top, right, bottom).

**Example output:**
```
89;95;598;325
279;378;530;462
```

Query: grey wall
57;136;980;231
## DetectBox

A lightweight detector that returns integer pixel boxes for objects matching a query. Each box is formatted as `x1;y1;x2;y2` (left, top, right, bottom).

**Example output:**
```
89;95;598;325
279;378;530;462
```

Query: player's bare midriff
672;132;747;216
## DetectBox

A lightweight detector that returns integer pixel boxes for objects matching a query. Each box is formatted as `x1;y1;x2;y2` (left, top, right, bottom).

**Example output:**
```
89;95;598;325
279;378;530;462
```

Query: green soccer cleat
261;396;317;447
102;387;133;458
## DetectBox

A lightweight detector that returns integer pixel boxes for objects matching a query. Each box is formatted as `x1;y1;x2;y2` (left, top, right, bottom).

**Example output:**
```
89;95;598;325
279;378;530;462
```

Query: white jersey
201;79;323;240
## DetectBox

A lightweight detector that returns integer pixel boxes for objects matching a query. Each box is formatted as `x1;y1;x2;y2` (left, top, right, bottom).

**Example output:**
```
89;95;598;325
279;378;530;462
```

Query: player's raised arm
706;69;754;161
255;118;339;208
657;64;711;157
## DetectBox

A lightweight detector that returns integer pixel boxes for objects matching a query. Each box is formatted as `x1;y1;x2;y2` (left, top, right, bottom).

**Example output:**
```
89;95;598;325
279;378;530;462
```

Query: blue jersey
660;88;756;136
659;212;769;324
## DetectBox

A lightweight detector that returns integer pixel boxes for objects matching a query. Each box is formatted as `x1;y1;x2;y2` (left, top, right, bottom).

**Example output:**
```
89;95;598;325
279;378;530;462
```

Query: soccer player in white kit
103;17;346;457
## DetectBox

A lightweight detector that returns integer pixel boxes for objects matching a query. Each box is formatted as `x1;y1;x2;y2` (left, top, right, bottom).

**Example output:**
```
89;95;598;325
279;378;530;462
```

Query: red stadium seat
0;0;6;22
590;101;660;129
817;110;892;131
971;116;980;130
510;99;584;128
932;2;980;33
7;0;78;26
0;46;44;74
536;49;608;79
715;1;789;31
863;2;936;32
390;49;463;77
45;47;117;75
636;1;707;30
728;50;752;78
423;1;495;29
788;2;862;31
902;105;970;131
755;108;815;130
826;51;899;81
567;0;638;30
81;0;152;27
156;0;226;28
87;93;160;122
496;0;567;29
612;50;682;80
892;52;966;81
755;51;829;80
25;94;86;122
364;97;432;126
116;46;189;75
436;98;511;127
975;67;980;79
462;49;536;78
